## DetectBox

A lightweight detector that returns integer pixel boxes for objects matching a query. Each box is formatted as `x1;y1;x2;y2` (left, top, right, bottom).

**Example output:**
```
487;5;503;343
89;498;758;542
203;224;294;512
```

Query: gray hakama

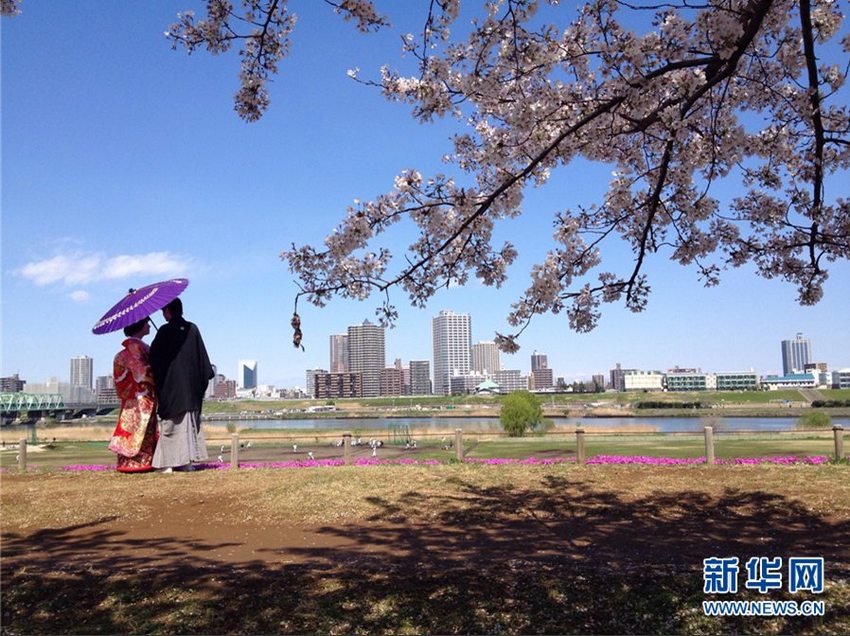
152;410;208;468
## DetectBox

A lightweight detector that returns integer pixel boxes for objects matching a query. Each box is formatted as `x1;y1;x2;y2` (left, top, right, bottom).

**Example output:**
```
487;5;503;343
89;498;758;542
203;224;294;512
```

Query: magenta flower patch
52;454;832;472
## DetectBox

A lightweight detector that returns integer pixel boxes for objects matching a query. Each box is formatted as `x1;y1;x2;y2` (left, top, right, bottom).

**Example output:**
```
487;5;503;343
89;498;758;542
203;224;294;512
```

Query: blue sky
2;1;849;389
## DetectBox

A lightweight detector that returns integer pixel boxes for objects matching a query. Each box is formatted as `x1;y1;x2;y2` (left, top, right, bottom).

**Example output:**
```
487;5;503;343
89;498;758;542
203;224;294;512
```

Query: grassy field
1;429;843;470
2;463;849;634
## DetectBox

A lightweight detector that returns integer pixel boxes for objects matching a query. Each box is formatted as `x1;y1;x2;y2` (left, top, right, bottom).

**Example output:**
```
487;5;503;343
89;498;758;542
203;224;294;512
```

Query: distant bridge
1;392;119;425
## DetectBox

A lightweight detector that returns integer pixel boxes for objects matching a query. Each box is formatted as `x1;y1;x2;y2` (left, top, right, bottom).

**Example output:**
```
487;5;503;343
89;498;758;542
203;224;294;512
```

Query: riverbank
3;414;849;447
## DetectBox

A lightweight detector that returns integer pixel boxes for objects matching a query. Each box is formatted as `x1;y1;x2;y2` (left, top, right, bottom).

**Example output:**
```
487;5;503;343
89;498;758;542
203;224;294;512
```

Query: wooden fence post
455;428;463;462
834;426;845;461
343;433;352;465
230;433;240;469
18;438;27;472
576;429;586;465
704;426;715;465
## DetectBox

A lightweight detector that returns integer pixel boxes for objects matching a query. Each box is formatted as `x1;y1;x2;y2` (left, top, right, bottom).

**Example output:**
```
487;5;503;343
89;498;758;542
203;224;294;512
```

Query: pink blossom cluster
275;0;850;349
586;455;707;465
464;457;571;466
584;455;831;465
52;454;833;472
197;457;442;470
62;464;112;472
199;459;346;470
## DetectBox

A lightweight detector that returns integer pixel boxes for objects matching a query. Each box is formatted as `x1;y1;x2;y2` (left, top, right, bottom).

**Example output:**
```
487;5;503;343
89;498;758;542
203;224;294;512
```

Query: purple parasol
92;278;189;334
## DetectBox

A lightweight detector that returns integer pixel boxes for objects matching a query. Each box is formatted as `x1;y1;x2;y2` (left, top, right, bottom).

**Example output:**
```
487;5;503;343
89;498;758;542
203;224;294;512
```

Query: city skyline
3;4;849;389
9;323;846;398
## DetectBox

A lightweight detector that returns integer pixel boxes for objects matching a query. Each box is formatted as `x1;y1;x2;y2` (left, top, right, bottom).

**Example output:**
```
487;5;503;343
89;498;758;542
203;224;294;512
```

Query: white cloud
18;251;192;287
69;290;91;302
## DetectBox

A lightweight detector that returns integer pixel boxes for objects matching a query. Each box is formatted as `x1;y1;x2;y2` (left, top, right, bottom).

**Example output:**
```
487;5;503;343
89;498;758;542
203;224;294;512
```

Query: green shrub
500;391;543;437
811;400;850;408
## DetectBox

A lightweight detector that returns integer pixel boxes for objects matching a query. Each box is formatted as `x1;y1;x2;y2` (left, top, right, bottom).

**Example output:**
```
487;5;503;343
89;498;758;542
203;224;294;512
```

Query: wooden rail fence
11;425;847;471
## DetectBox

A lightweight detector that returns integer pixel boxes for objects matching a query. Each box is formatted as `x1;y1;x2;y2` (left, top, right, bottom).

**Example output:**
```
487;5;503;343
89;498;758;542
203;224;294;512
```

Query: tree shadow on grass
2;475;849;634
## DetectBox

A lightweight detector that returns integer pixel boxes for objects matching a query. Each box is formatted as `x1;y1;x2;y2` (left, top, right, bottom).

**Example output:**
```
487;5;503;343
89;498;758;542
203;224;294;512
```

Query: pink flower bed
584;455;831;465
55;454;831;472
62;464;112;472
464;457;571;465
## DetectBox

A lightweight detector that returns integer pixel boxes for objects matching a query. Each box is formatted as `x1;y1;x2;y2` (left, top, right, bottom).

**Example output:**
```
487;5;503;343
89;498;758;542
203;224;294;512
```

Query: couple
107;298;214;473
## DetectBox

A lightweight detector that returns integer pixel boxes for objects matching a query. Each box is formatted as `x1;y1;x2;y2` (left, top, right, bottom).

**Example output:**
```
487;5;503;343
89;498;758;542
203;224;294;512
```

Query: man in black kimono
149;297;214;472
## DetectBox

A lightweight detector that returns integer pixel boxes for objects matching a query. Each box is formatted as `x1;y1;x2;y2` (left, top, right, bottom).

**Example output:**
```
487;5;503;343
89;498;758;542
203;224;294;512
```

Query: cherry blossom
0;0;20;17
6;0;847;351
280;0;848;350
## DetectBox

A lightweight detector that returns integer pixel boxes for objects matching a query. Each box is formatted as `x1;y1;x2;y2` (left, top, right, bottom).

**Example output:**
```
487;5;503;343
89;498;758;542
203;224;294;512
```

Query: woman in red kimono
108;318;158;472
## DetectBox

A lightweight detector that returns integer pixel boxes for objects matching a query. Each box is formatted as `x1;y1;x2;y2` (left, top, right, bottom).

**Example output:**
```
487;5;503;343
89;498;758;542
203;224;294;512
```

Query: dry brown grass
4;463;850;530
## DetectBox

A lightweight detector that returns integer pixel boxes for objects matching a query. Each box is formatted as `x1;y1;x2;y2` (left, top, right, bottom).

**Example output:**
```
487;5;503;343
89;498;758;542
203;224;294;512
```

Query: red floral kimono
108;338;158;473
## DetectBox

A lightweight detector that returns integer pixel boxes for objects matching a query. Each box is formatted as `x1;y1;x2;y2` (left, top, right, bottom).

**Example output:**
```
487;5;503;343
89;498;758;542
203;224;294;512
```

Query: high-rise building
610;363;625;392
409;360;432;395
70;356;93;390
531;351;548;372
348;320;385;397
380;367;404;396
471;341;500;374
70;355;94;401
592;374;606;391
95;375;117;404
530;351;553;389
305;368;328;398
432;310;472;395
314;372;362;399
95;375;114;392
394;358;412;395
490;369;526;393
329;334;349;373
238;360;258;389
209;371;237;399
781;333;812;375
0;374;25;392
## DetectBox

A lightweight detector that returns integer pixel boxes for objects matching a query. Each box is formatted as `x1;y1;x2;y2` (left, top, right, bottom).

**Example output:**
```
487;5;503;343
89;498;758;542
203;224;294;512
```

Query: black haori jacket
149;317;214;419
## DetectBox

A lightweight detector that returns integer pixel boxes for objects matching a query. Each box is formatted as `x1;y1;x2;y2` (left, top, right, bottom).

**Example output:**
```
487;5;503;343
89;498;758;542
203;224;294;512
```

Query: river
206;415;850;433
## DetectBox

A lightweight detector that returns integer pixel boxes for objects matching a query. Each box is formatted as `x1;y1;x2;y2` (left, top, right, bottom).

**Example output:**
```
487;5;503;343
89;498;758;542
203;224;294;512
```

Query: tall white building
348;320;385;397
329;334;349;373
781;333;812;375
70;356;94;401
70;355;93;390
432;310;472;395
238;360;258;389
471;341;500;375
